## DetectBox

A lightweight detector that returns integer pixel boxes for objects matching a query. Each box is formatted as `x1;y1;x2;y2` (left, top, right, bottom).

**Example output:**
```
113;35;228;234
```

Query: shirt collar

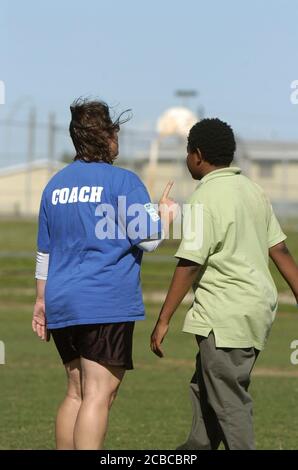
199;166;241;185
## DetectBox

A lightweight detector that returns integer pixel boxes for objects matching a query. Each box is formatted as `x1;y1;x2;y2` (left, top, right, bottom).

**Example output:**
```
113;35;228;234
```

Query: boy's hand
32;299;48;341
150;319;169;358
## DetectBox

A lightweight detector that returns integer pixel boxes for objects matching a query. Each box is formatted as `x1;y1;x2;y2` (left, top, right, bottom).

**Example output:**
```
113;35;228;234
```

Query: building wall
250;161;298;202
0;156;297;216
0;166;58;216
132;160;298;205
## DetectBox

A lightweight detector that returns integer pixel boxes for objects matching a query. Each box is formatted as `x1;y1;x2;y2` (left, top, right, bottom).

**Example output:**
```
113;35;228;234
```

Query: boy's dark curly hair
69;98;131;164
187;118;236;166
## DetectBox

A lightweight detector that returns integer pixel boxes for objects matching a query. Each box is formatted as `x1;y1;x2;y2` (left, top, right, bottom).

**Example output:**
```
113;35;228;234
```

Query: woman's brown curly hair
69;98;131;164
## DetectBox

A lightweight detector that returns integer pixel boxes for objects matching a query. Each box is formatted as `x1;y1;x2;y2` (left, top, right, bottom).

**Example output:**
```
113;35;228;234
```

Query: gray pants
179;332;259;450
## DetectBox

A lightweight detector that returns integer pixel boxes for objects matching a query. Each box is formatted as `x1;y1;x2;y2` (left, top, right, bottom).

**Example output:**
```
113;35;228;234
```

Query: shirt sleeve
120;183;162;246
175;204;218;265
37;192;50;253
267;203;287;248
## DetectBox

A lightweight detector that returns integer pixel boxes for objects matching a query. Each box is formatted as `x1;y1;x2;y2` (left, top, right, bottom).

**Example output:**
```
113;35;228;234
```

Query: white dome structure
157;106;198;137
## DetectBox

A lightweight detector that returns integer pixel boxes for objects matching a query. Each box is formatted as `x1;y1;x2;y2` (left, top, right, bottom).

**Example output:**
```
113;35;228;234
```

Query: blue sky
1;0;298;139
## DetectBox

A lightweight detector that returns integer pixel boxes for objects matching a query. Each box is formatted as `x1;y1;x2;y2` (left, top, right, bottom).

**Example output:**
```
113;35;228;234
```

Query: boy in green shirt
151;118;298;450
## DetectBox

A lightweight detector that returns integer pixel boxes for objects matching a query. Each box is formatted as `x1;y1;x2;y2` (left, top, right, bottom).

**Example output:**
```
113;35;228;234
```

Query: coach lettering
59;188;70;204
78;186;90;202
89;186;104;202
51;186;103;205
52;189;60;205
68;186;79;203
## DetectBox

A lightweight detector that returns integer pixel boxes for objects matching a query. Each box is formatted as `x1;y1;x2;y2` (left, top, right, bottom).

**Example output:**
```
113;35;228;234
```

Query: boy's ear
195;148;203;164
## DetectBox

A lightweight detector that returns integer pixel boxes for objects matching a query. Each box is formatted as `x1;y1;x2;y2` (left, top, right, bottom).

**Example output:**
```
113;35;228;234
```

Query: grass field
0;219;298;450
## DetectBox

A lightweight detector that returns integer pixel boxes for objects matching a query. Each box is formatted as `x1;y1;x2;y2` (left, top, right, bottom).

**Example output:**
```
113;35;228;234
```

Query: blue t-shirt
37;160;162;329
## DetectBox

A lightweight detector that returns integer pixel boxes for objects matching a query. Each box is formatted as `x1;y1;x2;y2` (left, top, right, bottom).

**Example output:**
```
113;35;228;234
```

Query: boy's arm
269;241;298;303
150;258;201;357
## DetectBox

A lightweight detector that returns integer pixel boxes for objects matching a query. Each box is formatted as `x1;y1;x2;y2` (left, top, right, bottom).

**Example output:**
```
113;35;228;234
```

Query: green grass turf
0;219;298;449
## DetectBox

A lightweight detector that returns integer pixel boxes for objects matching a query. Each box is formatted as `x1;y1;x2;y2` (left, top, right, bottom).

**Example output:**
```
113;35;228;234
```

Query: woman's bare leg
55;358;82;450
74;358;125;450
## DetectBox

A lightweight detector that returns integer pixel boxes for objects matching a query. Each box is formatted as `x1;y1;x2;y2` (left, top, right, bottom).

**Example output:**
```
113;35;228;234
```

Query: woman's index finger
161;181;174;199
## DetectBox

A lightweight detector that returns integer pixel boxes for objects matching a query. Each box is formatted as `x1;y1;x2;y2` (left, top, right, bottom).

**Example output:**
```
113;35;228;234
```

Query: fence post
47;112;56;179
25;107;36;216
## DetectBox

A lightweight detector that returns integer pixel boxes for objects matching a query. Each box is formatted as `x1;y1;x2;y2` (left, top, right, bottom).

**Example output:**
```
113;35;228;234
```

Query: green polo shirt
175;167;286;350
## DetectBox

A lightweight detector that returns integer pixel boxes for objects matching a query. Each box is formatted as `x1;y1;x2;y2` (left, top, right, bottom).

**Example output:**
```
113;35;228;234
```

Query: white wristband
35;251;49;280
137;230;165;252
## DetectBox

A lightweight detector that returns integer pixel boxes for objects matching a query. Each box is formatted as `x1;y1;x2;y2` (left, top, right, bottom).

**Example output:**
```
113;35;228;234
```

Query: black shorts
50;321;135;370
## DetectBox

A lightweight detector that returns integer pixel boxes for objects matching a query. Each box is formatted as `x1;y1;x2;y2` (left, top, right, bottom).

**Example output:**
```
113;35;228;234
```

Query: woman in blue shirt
32;99;177;450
